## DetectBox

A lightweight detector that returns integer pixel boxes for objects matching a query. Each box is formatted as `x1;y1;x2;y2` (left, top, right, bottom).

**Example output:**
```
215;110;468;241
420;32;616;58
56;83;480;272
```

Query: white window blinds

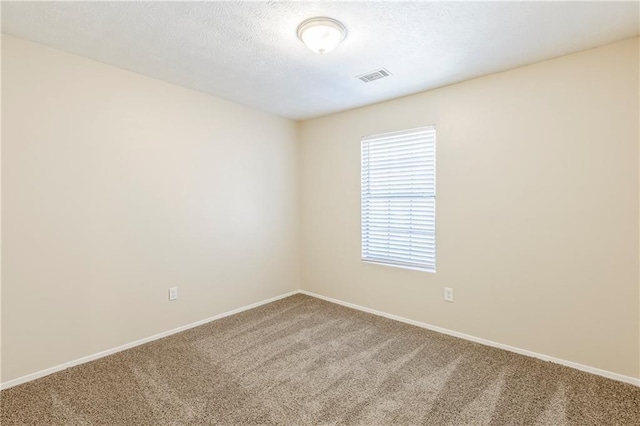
361;126;436;272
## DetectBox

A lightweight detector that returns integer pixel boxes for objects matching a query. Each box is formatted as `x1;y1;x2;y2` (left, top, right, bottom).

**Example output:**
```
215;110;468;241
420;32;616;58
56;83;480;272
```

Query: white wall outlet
169;287;178;301
444;287;454;302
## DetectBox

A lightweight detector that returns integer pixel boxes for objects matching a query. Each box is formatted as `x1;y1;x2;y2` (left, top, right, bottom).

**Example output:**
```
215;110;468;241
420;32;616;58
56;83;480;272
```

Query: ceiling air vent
356;68;392;83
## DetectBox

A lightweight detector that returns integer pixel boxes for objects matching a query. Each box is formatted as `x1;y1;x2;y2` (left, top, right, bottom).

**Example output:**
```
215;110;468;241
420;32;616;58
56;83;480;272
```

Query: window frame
360;125;436;273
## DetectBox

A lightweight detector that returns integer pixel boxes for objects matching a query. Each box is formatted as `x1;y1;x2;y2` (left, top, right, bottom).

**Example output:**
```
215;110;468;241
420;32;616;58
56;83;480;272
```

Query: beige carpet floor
1;294;639;425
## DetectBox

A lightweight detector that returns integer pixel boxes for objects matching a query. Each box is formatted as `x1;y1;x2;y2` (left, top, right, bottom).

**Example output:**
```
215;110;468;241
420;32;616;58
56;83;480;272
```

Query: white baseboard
0;290;299;390
299;290;640;387
3;289;638;390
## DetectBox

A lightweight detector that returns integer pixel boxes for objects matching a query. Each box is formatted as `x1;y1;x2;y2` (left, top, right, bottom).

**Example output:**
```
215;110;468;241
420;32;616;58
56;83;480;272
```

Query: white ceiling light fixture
297;17;347;55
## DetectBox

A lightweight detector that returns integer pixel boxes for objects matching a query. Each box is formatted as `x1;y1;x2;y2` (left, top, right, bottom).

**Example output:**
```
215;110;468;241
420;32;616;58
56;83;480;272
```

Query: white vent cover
356;68;392;83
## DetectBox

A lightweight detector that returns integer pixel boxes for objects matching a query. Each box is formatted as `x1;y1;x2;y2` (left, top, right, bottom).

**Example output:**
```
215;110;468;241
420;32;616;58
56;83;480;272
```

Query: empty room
1;1;639;425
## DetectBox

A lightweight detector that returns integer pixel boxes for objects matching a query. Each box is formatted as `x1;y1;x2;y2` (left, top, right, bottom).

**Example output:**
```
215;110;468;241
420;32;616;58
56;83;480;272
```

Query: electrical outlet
444;287;454;302
169;287;178;301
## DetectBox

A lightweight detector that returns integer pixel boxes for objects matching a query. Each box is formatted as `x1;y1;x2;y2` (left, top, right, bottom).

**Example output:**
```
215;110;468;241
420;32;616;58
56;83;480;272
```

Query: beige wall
1;35;300;382
2;34;639;384
300;38;640;379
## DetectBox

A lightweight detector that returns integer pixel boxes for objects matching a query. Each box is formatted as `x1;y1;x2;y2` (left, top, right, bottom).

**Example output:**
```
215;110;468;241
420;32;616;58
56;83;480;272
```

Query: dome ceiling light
297;17;347;55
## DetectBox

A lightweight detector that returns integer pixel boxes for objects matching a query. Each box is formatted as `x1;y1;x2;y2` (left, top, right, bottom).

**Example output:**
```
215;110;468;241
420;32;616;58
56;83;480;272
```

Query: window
361;126;436;272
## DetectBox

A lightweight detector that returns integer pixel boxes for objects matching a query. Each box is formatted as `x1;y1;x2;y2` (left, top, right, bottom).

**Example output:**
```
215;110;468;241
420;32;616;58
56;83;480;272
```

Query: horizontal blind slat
362;127;435;143
364;148;435;160
364;251;435;263
363;137;436;151
363;244;436;255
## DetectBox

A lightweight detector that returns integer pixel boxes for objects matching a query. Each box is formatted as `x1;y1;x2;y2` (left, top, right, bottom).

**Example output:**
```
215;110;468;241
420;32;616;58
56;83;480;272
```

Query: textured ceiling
2;1;638;120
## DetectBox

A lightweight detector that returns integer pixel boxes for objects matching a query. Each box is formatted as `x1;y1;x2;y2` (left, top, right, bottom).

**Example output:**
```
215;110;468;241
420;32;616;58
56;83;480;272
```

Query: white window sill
362;259;435;273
